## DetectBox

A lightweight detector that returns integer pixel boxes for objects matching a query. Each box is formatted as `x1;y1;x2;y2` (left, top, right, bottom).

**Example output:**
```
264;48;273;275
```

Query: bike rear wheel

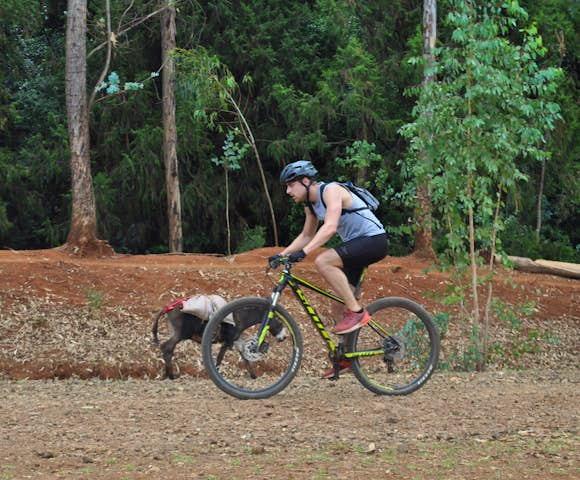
201;297;303;400
347;297;439;395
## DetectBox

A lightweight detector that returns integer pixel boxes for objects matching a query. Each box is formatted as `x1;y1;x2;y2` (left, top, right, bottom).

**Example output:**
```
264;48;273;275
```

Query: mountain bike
201;257;440;400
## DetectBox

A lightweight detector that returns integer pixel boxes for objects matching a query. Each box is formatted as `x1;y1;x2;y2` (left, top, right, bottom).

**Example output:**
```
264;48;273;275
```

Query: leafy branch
400;0;563;370
211;129;249;256
174;47;279;246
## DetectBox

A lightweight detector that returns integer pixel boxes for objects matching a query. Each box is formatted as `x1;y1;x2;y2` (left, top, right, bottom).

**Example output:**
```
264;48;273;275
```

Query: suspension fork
257;271;289;345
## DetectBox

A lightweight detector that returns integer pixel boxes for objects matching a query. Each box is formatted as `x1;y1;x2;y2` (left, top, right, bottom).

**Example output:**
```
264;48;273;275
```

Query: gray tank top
311;182;385;242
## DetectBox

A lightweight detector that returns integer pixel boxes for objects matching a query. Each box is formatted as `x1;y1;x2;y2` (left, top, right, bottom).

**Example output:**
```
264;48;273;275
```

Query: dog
152;295;286;379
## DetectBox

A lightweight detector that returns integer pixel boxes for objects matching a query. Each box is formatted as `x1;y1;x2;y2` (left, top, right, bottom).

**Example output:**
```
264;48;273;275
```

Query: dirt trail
0;248;578;478
1;370;578;479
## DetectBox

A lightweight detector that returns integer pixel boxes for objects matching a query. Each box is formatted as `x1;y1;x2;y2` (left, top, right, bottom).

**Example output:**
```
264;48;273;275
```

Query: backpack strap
306;182;325;216
319;182;369;215
318;183;327;209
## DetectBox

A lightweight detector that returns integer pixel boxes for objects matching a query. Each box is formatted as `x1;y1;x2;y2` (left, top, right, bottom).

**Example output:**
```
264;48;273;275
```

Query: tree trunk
413;0;437;260
467;172;483;370
225;168;232;256
161;2;183;252
495;255;580;279
535;156;546;241
64;0;112;256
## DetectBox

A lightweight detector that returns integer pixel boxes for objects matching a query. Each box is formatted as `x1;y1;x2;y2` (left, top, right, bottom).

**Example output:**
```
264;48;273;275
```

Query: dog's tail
151;308;165;345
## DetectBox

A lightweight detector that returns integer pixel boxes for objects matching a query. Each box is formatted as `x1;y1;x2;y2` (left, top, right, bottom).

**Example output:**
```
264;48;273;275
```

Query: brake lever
265;256;290;273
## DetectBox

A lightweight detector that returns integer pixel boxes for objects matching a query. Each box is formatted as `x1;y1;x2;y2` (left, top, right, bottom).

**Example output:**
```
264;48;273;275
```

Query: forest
1;0;578;262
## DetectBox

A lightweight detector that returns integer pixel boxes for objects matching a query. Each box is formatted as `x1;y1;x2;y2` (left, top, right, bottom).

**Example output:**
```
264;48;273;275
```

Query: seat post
354;267;368;300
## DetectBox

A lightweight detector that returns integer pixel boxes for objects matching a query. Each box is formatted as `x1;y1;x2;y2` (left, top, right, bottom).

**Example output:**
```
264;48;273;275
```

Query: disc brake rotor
239;337;270;362
384;335;406;361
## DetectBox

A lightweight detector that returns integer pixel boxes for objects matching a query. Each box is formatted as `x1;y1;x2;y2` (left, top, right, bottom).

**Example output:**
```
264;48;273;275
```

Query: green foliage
270;34;394;158
492;297;536;331
486;297;561;367
403;0;563;256
84;288;105;318
335;140;384;183
401;0;564;369
500;216;580;262
93;71;145;95
0;0;69;247
0;0;575;260
236;225;267;253
173;47;235;129
211;129;250;255
514;1;580;249
211;129;248;172
317;36;391;141
0;200;11;238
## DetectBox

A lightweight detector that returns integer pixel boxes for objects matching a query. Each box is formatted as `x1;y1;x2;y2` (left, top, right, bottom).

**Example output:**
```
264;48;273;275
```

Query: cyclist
271;160;388;377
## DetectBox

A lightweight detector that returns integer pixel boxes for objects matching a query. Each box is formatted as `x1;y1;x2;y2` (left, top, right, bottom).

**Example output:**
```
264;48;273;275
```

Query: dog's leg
160;336;181;379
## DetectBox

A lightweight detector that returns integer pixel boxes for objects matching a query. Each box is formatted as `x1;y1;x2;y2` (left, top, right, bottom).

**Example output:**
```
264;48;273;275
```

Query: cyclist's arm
302;184;343;255
281;206;318;255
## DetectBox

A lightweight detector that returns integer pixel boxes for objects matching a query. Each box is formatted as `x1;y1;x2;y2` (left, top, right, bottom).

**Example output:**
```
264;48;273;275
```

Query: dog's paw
275;327;289;342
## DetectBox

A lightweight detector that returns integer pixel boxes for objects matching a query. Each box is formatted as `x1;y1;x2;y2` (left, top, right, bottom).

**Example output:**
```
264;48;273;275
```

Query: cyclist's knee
314;250;341;272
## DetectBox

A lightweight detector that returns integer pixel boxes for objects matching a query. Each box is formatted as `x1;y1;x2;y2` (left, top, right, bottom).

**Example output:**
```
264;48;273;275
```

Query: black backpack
311;181;380;215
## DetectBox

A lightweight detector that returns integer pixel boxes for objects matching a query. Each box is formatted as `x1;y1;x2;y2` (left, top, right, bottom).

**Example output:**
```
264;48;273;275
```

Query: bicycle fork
256;279;285;346
255;269;350;380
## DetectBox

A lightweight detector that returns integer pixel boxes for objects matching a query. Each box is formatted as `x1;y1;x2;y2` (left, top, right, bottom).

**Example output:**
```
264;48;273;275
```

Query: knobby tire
201;297;303;400
347;297;440;395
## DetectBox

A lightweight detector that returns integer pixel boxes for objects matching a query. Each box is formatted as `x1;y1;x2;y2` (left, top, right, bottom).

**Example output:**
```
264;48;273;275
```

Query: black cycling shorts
334;233;388;286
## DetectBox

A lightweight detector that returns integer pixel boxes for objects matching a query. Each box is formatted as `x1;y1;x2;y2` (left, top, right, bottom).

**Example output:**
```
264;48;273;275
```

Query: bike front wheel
347;297;440;395
201;297;303;400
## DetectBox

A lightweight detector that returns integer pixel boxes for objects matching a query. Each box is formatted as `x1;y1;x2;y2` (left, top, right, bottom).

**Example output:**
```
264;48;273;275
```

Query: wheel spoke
348;298;439;395
202;298;302;400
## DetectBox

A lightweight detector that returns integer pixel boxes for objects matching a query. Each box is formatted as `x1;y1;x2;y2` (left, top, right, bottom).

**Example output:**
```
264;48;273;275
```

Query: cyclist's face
285;179;308;202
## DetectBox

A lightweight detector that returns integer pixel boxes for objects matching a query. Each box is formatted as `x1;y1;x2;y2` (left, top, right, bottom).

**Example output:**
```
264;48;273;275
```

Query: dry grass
0;290;578;380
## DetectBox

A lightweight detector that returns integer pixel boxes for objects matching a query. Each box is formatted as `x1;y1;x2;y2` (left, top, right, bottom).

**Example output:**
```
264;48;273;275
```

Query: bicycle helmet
279;160;318;184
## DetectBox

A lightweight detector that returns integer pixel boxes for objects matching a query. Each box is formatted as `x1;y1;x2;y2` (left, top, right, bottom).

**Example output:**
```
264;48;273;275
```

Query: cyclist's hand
268;254;284;269
288;249;306;264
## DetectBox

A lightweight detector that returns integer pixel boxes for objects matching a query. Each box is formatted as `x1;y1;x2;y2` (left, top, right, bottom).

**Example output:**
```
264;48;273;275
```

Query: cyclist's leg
315;251;371;332
335;233;388;275
311;253;356;378
330;234;388;334
315;234;387;313
329;264;367;322
314;249;361;312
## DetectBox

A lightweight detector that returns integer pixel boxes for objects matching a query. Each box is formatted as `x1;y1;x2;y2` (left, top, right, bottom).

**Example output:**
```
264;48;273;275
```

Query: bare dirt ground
0;247;578;479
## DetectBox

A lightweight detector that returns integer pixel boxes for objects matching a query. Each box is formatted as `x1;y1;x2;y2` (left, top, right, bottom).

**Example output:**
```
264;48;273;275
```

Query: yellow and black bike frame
257;263;386;377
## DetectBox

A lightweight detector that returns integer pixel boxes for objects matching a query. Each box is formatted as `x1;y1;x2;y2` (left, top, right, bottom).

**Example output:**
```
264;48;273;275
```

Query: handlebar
267;255;293;272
